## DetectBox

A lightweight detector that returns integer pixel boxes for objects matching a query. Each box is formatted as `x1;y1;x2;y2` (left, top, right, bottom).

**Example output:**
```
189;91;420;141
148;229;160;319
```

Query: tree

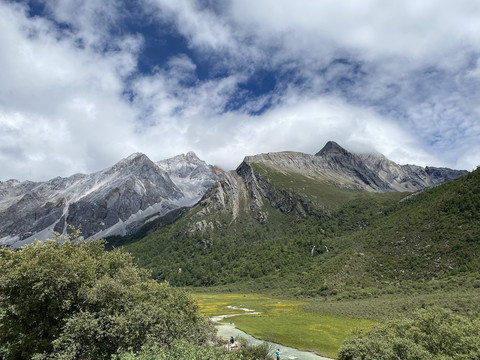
0;231;213;359
338;307;480;360
113;338;272;360
113;340;242;360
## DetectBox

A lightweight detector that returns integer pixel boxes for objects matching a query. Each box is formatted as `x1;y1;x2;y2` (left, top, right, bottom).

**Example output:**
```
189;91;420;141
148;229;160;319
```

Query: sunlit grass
193;293;375;358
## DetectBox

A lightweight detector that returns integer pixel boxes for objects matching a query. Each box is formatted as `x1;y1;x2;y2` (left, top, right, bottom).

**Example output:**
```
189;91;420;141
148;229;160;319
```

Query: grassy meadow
193;287;480;358
193;293;375;359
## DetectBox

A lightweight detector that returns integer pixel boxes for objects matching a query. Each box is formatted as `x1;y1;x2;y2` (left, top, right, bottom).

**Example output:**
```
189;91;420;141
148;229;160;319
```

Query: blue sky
1;0;479;181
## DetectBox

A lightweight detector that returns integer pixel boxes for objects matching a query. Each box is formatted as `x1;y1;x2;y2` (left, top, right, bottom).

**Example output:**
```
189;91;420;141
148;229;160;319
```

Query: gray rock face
245;141;467;193
0;152;221;247
425;166;469;185
157;151;222;200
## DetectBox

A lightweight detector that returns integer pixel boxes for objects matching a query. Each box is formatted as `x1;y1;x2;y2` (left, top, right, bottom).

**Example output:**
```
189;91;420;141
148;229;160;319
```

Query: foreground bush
114;340;239;360
114;339;272;360
339;307;480;360
0;232;213;359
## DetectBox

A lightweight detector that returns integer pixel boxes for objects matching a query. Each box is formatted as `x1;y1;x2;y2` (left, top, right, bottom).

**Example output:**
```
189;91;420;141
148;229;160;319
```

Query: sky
1;0;480;181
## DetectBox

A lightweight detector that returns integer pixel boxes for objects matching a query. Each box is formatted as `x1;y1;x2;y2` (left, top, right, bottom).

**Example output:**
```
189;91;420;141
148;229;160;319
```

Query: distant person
230;336;235;345
276;348;280;359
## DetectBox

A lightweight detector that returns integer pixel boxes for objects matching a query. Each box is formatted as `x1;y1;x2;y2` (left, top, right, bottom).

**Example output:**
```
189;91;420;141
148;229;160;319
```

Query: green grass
193;293;375;359
304;284;480;319
192;285;480;357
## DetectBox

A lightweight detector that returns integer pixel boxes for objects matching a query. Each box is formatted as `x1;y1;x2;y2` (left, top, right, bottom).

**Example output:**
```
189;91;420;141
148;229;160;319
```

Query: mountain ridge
0;142;468;248
246;142;466;192
0;152;221;247
125;142;467;273
121;146;475;293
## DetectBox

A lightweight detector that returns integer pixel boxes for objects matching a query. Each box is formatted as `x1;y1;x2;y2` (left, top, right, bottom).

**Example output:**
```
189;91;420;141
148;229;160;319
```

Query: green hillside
303;168;480;291
122;166;479;307
250;162;370;210
122;163;405;287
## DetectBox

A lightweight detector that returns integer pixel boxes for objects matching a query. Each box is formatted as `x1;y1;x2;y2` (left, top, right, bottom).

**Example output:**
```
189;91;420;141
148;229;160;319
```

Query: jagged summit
315;141;350;157
185;151;201;161
157;152;222;199
157;152;204;172
239;141;468;193
125;152;146;161
106;152;155;175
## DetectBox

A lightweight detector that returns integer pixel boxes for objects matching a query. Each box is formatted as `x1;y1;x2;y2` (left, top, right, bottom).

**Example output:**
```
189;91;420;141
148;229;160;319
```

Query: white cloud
457;146;480;171
0;0;478;183
230;0;480;65
233;96;440;167
42;0;135;53
144;0;233;49
0;2;139;180
143;0;269;72
129;92;442;172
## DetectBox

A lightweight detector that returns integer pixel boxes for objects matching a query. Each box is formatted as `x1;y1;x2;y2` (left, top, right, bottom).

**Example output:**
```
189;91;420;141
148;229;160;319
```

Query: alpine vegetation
0;229;213;359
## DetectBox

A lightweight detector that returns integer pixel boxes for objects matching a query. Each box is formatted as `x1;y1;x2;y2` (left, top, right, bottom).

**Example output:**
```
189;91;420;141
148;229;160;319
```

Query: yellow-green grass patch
193;293;375;358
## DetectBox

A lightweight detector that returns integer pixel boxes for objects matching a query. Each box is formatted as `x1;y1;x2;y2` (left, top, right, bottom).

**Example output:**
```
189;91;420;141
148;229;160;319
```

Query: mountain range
0;142;468;251
177;141;467;238
100;141;473;291
0;152;221;247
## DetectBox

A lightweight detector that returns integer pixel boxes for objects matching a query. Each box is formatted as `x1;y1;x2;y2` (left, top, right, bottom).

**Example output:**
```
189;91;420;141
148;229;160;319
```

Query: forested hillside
123;179;404;287
301;167;480;296
123;167;479;298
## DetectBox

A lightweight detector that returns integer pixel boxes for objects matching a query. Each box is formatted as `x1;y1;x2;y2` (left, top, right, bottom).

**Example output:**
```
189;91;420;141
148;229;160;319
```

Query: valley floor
193;292;374;359
192;284;480;358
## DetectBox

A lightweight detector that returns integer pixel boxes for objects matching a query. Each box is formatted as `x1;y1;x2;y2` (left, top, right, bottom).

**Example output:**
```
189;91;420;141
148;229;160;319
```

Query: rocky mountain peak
315;141;350;157
185;151;201;163
123;152;152;166
425;166;469;185
0;151;220;248
107;152;155;175
241;141;469;194
157;152;222;200
126;152;145;161
157;152;216;178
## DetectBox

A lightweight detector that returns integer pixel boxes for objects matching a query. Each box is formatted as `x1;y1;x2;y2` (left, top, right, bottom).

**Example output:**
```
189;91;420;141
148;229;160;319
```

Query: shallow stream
216;321;333;360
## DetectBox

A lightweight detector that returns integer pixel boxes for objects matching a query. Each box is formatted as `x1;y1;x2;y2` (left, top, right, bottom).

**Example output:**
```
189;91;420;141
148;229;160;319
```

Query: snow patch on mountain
157;151;222;200
0;152;222;247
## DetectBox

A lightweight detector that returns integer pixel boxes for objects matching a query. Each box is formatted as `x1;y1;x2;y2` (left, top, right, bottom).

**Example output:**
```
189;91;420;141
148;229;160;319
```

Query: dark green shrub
0;232;213;359
114;338;272;360
113;340;244;360
339;307;480;360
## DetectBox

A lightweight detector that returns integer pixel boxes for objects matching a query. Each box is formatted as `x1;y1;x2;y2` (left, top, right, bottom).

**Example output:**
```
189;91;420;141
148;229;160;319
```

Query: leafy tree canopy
0;230;213;359
339;307;480;360
113;339;272;360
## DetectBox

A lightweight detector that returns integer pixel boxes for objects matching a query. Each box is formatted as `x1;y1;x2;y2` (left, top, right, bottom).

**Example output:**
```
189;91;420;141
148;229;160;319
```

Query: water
216;321;333;360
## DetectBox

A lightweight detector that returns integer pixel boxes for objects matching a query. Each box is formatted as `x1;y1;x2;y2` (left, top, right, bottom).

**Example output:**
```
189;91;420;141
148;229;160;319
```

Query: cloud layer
0;0;479;181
